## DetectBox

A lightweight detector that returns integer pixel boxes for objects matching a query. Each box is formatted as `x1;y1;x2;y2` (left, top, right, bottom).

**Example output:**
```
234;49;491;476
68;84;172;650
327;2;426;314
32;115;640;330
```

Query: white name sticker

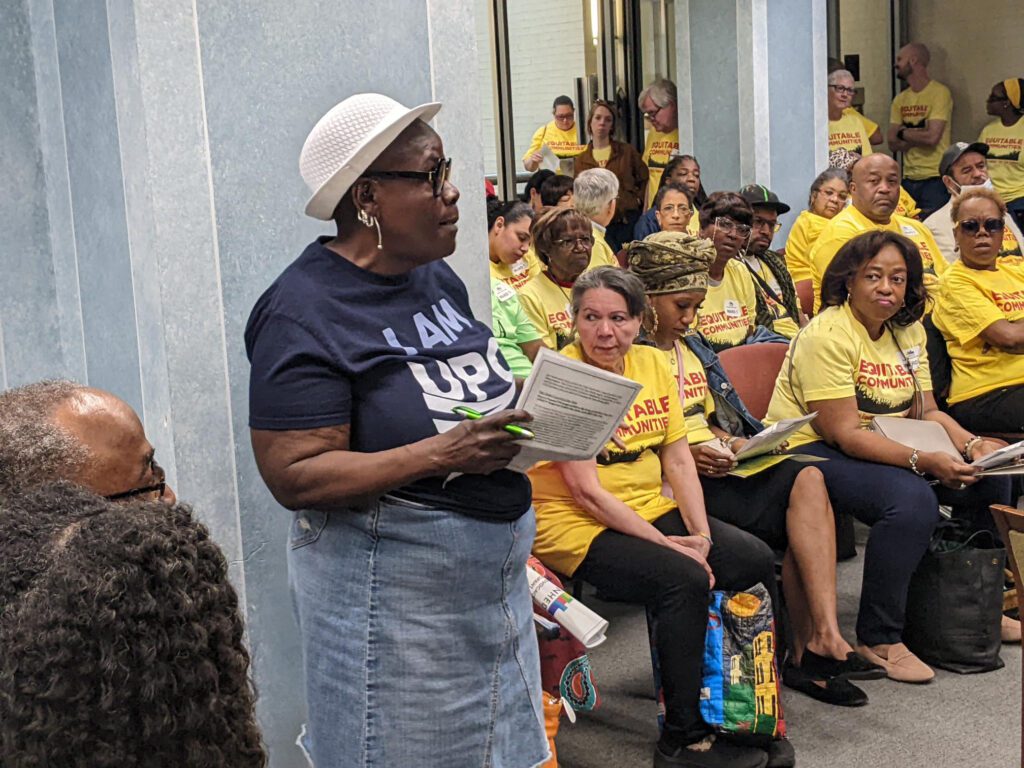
903;345;921;372
494;281;516;302
900;224;919;237
724;299;742;318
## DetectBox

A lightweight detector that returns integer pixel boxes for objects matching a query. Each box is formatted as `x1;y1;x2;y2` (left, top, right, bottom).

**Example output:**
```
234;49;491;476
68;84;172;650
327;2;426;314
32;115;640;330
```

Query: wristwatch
909;448;925;476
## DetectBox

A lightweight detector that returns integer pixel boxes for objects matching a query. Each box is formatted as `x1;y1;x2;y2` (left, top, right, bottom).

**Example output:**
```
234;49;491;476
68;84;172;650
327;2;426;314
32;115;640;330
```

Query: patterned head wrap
1003;78;1024;110
626;231;716;295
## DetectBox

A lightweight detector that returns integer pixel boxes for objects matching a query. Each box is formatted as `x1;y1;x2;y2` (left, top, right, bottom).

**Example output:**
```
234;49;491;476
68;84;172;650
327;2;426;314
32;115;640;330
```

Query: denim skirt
288;495;549;768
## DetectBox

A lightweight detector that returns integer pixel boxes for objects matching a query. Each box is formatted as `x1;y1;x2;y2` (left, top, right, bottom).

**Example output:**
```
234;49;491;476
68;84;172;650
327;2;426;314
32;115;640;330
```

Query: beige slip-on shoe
855;642;935;684
1002;615;1022;644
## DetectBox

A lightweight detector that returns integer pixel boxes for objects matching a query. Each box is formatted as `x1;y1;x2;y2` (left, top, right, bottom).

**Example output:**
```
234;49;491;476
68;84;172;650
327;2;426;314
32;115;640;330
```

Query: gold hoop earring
357;209;384;250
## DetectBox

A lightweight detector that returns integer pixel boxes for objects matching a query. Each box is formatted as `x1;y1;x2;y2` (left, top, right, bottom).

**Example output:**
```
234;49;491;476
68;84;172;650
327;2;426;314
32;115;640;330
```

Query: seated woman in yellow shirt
629;232;882;706
785;169;851;284
517;208;596;350
488;200;539;291
933;188;1024;433
766;230;1012;683
530;266;779;768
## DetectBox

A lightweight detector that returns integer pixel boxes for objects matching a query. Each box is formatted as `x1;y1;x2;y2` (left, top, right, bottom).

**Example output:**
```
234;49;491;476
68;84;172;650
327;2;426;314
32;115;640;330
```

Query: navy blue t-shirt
245;238;531;521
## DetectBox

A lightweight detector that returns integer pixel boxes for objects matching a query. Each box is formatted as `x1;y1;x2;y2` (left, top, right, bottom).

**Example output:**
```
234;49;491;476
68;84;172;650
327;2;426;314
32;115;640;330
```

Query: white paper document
732;413;818;461
507;346;643;473
538;143;561;172
527;566;608;648
971;439;1024;470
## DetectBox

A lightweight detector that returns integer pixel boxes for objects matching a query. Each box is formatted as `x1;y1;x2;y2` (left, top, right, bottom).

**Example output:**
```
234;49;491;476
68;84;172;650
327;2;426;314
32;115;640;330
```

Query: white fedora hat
300;93;441;220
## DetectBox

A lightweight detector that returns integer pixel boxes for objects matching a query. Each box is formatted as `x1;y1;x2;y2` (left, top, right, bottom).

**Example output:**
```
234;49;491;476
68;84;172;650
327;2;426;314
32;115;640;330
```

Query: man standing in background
638;78;679;207
887;42;953;218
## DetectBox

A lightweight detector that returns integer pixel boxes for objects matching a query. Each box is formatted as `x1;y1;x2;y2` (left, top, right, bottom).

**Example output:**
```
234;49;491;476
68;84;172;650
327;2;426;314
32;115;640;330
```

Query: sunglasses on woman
363;156;453;197
957;218;1005;236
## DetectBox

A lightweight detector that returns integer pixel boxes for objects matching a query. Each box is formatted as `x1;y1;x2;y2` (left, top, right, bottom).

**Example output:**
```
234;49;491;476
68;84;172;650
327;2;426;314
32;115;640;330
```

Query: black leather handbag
904;523;1006;674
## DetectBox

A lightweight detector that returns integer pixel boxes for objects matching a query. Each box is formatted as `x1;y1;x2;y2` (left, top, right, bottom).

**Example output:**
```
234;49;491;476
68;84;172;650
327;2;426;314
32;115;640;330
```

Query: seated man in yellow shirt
573;168;625;268
696;192;790;351
738;184;804;339
810;154;947;313
522;96;586;173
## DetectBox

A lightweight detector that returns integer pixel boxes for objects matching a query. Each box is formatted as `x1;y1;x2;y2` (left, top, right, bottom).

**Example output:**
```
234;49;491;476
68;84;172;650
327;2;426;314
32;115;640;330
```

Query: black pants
903;176;949;219
798;442;1011;644
948;384;1024;434
575;512;777;745
606;209;641;253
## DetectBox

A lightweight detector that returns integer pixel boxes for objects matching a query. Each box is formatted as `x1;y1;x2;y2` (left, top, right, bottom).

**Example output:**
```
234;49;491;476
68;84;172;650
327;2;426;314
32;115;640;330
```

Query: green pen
452;406;535;439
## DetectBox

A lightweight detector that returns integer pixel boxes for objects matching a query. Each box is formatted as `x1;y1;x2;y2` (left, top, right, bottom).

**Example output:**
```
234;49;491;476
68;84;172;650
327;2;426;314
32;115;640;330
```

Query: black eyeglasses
106;460;167;502
363;156;453;197
828;85;856;96
957;218;1005;236
642;103;666;121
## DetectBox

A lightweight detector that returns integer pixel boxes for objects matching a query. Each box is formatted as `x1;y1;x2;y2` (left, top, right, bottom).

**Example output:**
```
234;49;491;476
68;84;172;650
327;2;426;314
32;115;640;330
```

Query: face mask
954;179;995;195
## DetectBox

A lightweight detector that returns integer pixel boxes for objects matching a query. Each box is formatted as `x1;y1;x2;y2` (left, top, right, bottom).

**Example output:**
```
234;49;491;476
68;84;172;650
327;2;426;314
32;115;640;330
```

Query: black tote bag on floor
903;525;1006;674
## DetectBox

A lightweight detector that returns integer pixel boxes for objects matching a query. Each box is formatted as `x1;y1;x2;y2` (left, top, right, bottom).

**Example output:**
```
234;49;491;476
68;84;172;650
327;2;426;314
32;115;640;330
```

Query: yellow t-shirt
809;206;949;313
890;80;953;180
895;187;920;218
765;303;931;448
530;343;687;576
591;226;621;268
741;255;801;339
979;117;1024;203
642;128;680;207
490;250;542;291
785;210;829;283
522;121;586;165
591;145;612;166
696;259;758;349
517;271;574;350
932;259;1024;404
667;343;716;443
829;110;873;158
849;108;880;140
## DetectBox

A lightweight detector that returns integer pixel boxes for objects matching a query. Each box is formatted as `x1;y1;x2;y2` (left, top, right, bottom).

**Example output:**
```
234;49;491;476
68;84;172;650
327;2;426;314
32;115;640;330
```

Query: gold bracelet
697;531;714;545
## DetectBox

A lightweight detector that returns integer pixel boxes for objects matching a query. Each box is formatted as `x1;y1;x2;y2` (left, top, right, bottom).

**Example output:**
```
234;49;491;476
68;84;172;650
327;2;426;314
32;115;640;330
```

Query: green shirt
491;278;542;378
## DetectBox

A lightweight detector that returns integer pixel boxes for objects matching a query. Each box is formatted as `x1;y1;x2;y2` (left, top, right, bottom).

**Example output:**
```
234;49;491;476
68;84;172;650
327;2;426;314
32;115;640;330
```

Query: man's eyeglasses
714;217;752;238
752;218;782;234
363;156;453;197
106;461;167;502
828;85;856;96
642;103;666;121
554;236;594;249
957;218;1005;236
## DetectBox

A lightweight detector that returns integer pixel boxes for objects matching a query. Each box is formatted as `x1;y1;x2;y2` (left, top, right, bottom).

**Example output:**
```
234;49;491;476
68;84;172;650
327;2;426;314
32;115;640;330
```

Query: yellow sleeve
784;214;815;282
889;94;903;127
522;124;547;164
858;112;879;136
923;227;948;275
809;232;845;312
898;187;920;218
517;287;555;349
933;272;1006;345
792;325;861;403
930;85;953;123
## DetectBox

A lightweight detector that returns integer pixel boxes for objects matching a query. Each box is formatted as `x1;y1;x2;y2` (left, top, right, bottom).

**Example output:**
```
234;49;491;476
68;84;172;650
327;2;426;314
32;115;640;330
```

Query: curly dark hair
820;230;927;326
0;483;266;767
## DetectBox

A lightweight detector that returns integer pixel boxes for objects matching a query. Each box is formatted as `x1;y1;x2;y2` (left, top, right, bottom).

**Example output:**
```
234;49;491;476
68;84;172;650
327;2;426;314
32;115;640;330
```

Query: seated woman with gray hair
530;265;787;768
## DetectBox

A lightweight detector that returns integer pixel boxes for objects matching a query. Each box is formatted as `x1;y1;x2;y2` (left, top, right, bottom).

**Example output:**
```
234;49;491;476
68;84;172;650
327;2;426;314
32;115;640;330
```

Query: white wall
475;0;590;179
837;0;892;151
908;0;1024;144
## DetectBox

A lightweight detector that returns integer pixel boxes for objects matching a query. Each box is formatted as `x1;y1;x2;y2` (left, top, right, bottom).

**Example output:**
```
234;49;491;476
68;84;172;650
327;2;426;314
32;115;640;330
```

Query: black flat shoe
782;664;868;707
766;738;796;768
654;734;768;768
799;649;886;681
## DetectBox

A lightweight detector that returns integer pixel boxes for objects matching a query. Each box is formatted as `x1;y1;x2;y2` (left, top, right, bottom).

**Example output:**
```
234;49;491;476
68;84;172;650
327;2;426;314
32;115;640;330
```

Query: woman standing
245;94;548;767
517;207;599;349
980;78;1024;230
530;265;782;768
574;99;650;251
765;230;1012;683
784;169;849;283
